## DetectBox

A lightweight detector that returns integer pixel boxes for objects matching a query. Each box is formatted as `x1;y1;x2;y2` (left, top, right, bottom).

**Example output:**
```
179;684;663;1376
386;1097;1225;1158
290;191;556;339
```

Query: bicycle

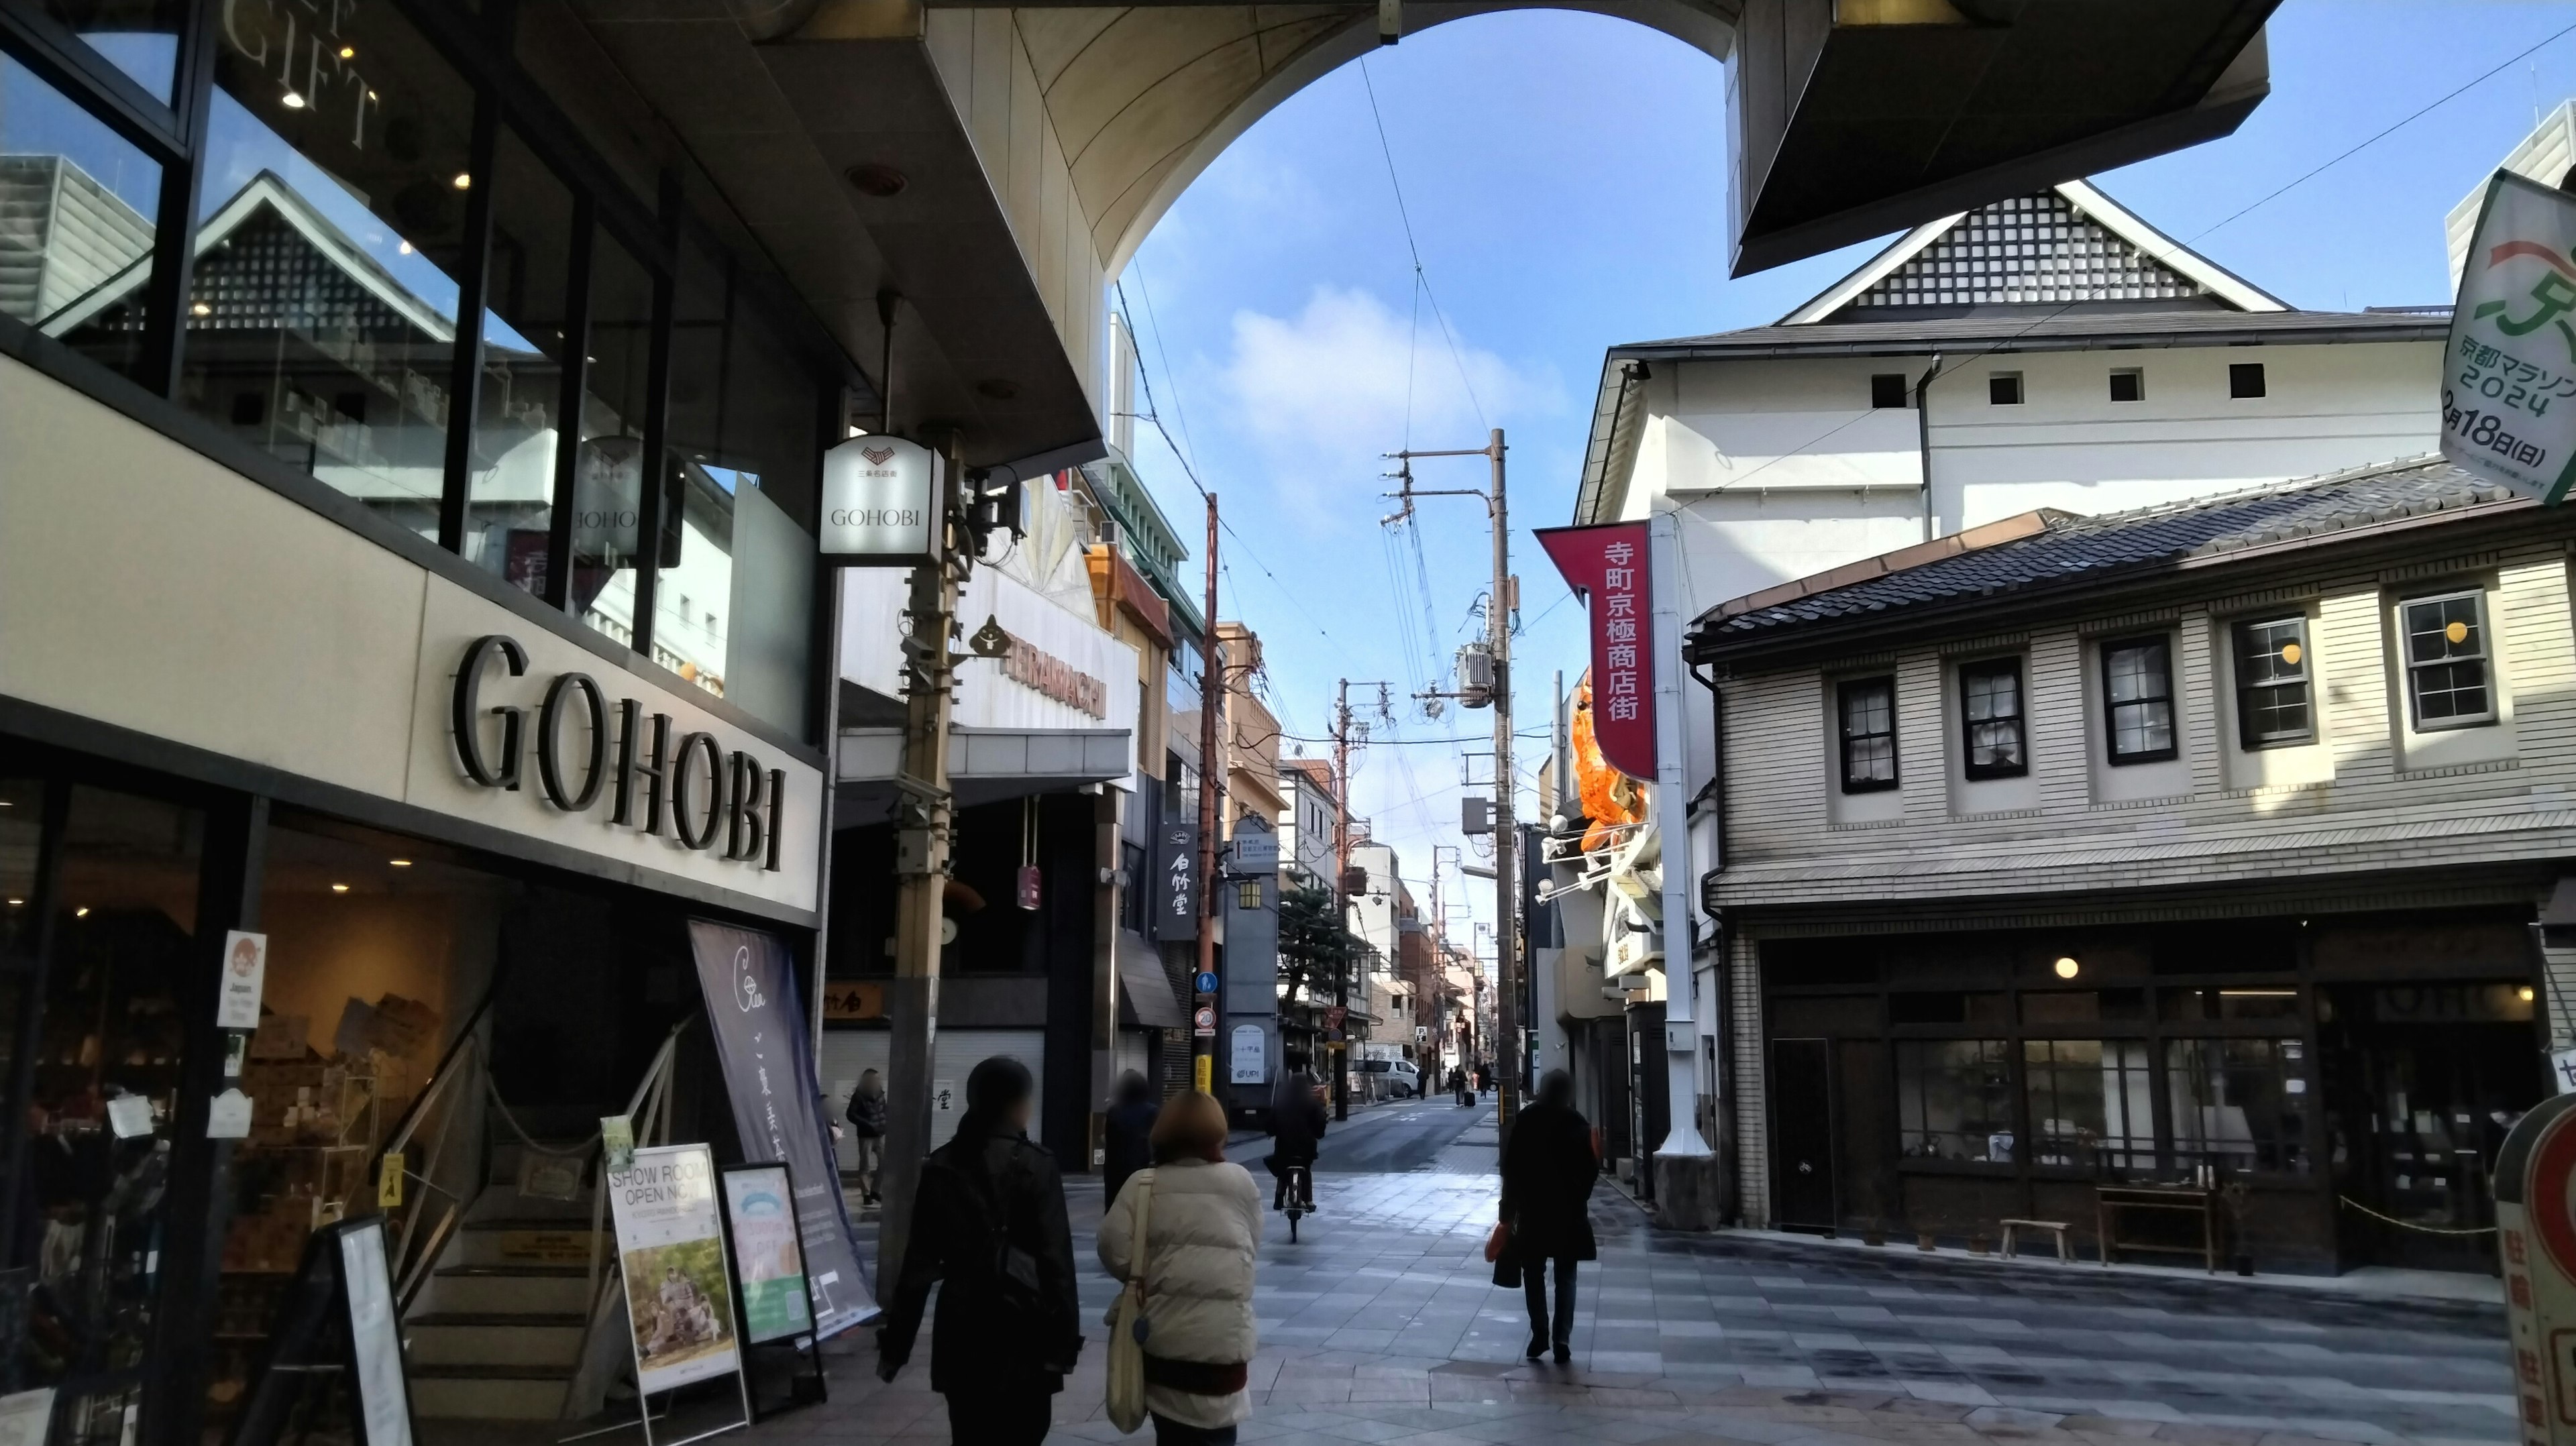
1281;1162;1313;1241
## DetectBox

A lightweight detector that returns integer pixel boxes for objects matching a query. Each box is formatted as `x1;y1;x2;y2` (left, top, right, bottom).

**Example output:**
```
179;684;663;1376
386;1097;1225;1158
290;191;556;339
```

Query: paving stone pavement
712;1164;2515;1446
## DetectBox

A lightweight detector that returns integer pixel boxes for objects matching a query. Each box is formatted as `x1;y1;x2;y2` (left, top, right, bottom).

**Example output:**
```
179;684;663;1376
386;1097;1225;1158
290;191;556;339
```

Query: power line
1125;258;1202;474
1358;56;1489;430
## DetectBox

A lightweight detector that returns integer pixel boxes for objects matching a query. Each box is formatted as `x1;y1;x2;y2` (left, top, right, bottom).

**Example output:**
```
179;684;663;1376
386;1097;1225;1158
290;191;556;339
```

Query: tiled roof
1696;457;2525;647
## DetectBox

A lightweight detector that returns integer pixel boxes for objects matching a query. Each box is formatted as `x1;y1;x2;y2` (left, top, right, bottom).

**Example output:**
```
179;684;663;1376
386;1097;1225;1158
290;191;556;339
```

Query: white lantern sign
2445;172;2576;504
820;435;943;565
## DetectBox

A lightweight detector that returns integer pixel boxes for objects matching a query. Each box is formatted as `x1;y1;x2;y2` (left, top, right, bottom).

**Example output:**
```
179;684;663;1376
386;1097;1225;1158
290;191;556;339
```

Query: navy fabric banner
686;920;876;1338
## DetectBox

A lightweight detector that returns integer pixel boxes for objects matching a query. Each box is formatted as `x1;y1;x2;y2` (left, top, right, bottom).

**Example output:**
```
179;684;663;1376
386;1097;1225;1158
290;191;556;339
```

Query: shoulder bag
1105;1168;1157;1434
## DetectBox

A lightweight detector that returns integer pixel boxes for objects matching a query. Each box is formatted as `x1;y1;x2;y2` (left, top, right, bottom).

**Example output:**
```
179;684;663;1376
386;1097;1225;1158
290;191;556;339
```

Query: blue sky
1116;1;2576;940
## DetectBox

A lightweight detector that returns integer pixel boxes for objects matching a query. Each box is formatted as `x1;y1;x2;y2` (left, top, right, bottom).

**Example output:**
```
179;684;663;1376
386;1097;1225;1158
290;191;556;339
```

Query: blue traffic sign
1195;971;1220;994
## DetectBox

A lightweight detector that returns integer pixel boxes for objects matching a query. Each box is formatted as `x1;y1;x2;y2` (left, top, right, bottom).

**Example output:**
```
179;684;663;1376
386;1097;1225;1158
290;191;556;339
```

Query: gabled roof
1692;457;2526;661
1782;180;2285;324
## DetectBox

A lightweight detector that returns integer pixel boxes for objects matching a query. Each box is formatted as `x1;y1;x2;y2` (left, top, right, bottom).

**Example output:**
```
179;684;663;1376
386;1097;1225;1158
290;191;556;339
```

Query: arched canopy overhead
1010;1;1739;280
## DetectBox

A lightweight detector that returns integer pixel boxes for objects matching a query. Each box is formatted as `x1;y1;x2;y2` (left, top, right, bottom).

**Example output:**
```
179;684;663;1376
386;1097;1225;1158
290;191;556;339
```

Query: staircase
405;1140;602;1421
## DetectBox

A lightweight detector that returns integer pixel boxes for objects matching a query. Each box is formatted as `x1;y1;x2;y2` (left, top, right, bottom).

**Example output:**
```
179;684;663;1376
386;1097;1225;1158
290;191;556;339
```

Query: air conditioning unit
1097;518;1122;548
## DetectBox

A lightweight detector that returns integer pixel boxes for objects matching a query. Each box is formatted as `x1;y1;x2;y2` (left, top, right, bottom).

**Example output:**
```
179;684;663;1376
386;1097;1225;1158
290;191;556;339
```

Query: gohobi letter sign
820;435;943;565
2445;172;2576;504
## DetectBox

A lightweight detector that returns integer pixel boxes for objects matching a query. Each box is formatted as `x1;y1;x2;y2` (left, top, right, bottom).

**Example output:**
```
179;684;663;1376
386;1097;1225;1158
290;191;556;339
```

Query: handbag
1487;1218;1522;1288
1105;1168;1157;1435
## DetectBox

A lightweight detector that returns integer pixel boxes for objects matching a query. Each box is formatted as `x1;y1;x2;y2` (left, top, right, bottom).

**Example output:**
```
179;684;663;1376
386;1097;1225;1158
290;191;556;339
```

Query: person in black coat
1102;1070;1159;1207
1499;1069;1598;1364
1267;1051;1326;1209
877;1056;1082;1443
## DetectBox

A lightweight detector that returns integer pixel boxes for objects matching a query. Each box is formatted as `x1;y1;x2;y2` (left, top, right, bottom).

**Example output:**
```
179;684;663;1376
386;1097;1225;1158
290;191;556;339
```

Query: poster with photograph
720;1165;814;1345
606;1144;743;1395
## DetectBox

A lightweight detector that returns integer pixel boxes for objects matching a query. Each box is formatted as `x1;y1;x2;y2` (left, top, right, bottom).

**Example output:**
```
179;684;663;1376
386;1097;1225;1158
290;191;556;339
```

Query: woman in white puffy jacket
1097;1091;1262;1444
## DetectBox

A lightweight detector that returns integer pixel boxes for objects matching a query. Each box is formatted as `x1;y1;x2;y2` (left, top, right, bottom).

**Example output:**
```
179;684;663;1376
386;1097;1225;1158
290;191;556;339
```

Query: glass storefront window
659;235;817;732
18;786;202;1436
2022;1038;2153;1172
1896;1038;2014;1163
2161;985;2300;1022
38;0;187;101
2167;1036;2308;1176
3;50;166;384
464;127;576;594
178;0;478;536
567;232;652;646
1;779;42;959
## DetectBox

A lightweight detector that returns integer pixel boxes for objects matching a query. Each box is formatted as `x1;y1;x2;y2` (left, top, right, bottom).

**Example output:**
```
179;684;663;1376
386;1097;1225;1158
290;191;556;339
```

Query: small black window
1870;373;1909;408
1988;373;2023;406
2229;362;2267;399
2100;635;2176;764
1837;677;1898;793
2400;591;2495;729
2233;616;2312;747
1959;658;2027;780
2108;368;2144;403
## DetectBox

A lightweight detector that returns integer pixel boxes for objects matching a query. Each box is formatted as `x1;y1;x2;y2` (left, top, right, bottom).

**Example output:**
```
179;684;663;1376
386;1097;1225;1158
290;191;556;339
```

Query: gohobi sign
2446;172;2576;504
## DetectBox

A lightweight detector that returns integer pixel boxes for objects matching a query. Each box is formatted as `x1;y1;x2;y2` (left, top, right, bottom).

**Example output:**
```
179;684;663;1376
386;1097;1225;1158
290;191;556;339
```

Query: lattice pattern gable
1856;190;2206;310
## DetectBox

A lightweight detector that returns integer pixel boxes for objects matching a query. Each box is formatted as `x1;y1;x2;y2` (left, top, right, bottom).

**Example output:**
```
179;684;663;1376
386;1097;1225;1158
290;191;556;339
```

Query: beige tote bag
1105;1168;1157;1433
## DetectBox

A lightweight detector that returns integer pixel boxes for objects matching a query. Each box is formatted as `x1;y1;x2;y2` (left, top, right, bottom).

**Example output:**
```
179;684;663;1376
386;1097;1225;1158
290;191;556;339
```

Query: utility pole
1193;494;1223;1095
1384;429;1520;1133
1329;680;1352;1122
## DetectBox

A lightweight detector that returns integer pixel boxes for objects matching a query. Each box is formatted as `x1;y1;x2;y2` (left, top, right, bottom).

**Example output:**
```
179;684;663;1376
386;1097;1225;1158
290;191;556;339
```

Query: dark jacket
877;1131;1082;1394
1102;1098;1159;1205
845;1087;888;1138
1499;1101;1598;1262
1267;1071;1327;1164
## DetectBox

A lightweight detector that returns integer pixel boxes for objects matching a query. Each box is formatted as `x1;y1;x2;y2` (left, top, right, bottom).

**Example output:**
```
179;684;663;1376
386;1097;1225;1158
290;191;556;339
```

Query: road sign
1193;1005;1215;1035
2498;1093;2576;1441
1195;971;1219;995
1326;1005;1346;1028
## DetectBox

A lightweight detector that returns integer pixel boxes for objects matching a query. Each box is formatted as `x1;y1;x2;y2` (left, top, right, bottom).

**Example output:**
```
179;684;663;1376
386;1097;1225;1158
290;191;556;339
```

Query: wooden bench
1998;1218;2073;1262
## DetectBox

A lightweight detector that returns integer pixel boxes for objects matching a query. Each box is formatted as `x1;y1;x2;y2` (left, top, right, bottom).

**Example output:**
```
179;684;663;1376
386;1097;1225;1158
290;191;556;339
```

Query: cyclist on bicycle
1265;1050;1326;1212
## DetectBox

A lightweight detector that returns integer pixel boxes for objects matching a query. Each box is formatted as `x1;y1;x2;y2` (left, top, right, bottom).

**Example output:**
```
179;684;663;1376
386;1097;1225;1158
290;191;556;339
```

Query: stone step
407;1311;586;1368
455;1218;602;1267
409;1363;572;1421
419;1263;589;1316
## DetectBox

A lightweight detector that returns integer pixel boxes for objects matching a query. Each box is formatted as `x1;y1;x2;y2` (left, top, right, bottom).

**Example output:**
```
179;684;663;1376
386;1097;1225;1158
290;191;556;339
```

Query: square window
2229;362;2267;398
2108;368;2144;403
2400;591;2495;729
2100;635;2176;764
1988;373;2023;406
2232;616;2312;747
1870;373;1909;409
1959;658;2027;780
1837;676;1899;793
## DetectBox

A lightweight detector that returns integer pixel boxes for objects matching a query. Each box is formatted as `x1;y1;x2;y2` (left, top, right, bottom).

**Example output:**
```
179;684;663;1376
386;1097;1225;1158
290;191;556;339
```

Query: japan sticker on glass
2445;171;2576;503
217;930;266;1030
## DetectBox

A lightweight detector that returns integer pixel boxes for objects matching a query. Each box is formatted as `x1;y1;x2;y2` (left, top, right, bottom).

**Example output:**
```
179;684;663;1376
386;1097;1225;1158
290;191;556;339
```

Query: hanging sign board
819;436;943;565
720;1164;816;1345
2496;1093;2576;1443
1156;820;1199;942
686;922;876;1337
2445;172;2576;504
1534;522;1656;779
606;1144;744;1395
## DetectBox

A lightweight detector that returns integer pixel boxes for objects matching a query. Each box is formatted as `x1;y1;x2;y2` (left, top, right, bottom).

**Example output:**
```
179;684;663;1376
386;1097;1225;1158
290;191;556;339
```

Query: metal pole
1193;494;1223;1095
876;440;960;1294
1489;429;1520;1135
1331;681;1351;1122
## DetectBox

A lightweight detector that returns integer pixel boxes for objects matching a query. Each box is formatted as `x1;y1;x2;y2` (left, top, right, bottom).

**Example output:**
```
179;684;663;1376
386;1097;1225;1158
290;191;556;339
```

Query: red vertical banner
1536;522;1656;780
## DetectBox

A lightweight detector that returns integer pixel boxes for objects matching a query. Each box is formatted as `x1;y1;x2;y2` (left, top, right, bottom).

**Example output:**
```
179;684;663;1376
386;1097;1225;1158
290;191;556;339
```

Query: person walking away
1474;1062;1491;1098
1104;1070;1159;1207
1501;1069;1597;1364
1449;1066;1470;1108
844;1068;888;1205
1265;1052;1325;1211
877;1057;1081;1443
1099;1091;1260;1445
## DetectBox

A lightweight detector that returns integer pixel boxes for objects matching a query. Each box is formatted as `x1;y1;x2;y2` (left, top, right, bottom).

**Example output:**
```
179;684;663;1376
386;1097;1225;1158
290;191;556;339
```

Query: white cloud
1218;286;1557;526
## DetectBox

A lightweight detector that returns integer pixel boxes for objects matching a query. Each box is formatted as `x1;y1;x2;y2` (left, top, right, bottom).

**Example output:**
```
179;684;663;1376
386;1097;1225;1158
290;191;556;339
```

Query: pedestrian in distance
1474;1062;1491;1097
877;1056;1081;1445
843;1068;888;1205
1098;1090;1262;1445
1499;1068;1598;1364
1450;1066;1470;1108
1265;1051;1325;1211
1104;1069;1159;1207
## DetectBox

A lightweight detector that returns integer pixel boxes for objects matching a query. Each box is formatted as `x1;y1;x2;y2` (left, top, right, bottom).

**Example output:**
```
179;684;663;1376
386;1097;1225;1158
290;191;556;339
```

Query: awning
1116;930;1186;1027
837;726;1132;813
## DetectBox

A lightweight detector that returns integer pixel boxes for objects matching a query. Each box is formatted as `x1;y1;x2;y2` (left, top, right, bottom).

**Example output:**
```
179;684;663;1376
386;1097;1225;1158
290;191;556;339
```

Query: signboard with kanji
2496;1092;2576;1443
2445;172;2576;504
1534;522;1656;778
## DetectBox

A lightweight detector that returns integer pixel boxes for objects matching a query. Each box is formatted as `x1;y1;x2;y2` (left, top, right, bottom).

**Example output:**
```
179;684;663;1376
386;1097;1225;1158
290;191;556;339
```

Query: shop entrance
2324;982;2542;1270
1770;1038;1835;1230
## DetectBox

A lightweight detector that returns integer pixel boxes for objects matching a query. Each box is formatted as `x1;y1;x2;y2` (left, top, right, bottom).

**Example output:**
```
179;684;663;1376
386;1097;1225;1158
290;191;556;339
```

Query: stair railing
561;1020;690;1421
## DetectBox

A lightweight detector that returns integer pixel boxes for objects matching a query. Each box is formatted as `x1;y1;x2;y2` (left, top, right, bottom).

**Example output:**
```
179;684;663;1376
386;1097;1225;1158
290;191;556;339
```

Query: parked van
1354;1056;1421;1099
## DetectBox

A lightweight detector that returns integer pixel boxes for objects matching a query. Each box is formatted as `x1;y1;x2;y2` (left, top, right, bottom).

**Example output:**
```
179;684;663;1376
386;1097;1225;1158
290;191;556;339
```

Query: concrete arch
1015;1;1738;280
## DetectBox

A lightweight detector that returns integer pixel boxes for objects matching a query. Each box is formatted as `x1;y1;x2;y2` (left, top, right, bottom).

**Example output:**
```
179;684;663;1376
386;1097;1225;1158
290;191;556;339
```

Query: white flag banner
2445;171;2576;503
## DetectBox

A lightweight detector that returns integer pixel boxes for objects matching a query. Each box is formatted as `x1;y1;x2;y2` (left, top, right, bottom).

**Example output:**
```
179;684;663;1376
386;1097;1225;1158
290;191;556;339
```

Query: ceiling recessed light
389;858;412;868
844;163;907;198
5;899;19;907
330;883;350;893
74;907;89;917
451;172;472;190
339;44;355;58
280;90;306;109
190;301;211;317
2522;985;2537;1003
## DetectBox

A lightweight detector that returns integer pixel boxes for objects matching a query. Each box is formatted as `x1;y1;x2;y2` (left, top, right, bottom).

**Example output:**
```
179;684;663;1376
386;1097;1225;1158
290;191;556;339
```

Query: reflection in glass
658;236;818;732
171;0;478;534
464;129;576;594
1;779;42;959
568;235;653;645
2167;1036;2308;1176
1896;1038;2014;1162
42;0;187;101
17;787;202;1428
2022;1038;2153;1172
5;52;165;382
